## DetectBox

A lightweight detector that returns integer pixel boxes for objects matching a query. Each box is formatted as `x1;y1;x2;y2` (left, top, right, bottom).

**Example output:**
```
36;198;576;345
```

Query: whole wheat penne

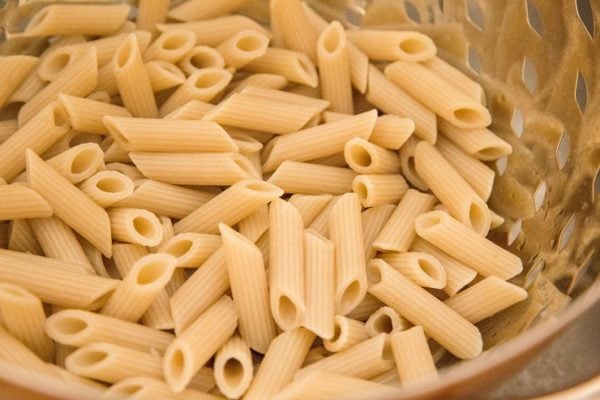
168;0;251;21
23;4;130;37
159;232;221;268
175;179;283;234
220;224;276;353
136;0;170;35
26;150;112;257
390;326;439;386
213;336;253;399
244;48;318;87
45;143;105;184
438;118;512;161
0;249;118;309
362;204;396;260
323;316;370;353
268;161;357;195
367;259;482;359
45;309;173;353
424;57;484;103
244;328;315;400
262;109;377;172
8;220;44;256
381;252;447;289
143;30;197;63
289;194;333;227
115;179;214;219
58;94;131;135
217;29;270;69
108;208;163;247
179;46;225;76
79;171;134;208
365;306;410;337
367;65;436;144
353;174;408;208
347;29;436;62
317;22;353;113
145;60;186;92
0;184;52;220
227;73;288;96
0;56;38;108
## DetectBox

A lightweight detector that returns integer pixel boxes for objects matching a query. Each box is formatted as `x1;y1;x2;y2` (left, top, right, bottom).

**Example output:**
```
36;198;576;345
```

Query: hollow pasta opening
96;176;128;193
113;383;143;395
136;260;170;285
133;216;157;240
367;263;383;285
43;52;71;77
236;35;264;52
191;52;220;69
51;316;89;336
73;350;108;367
478;146;507;159
71;149;99;175
277;295;298;327
453;107;485;126
340;280;362;310
223;358;245;387
167;348;186;384
416;213;442;230
469;202;489;234
373;314;394;334
330;321;342;343
165;239;193;258
52;105;69;128
296;56;313;75
354;181;369;202
349;143;373;168
194;71;226;89
115;37;135;69
234;157;256;176
399;37;429;55
418;258;444;282
322;27;342;53
162;34;189;50
244;181;274;192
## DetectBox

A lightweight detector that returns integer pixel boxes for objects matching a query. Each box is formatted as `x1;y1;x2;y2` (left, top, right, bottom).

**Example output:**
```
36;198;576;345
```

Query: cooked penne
410;238;477;297
415;141;491;236
0;284;53;362
323;316;370;353
289;194;333;226
217;29;269;69
424;57;484;103
157;15;271;47
26;150;112;257
347;29;436;62
390;326;438;386
0;56;38;108
436;136;495;201
0;184;52;220
329;193;367;315
164;99;215;120
374;188;436;253
29;216;95;275
163;295;237;392
175;179;283;234
385;61;491;129
353;174;408;208
220;224;276;353
213;336;253;399
66;342;162;384
115;179;214;219
159;232;221;268
444;276;528;323
366;65;436;143
143;30;197;63
145;60;186;92
244;48;318;87
106;376;220;400
46;309;173;353
367;259;482;359
179;46;225;76
203;93;318;135
159;68;233;116
136;0;170;35
262;109;377;172
102;253;176;321
45;143;104;184
268;161;357;195
381;252;447;289
58;94;131;135
438;118;513;161
244;328;315;400
366;306;410;337
79;171;134;208
271;0;319;62
238;205;269;242
23;4;130;37
168;0;251;21
317;22;353;113
344;138;401;174
108;208;163;247
227;73;288;96
361;205;396;261
104;116;237;153
0;249;118;310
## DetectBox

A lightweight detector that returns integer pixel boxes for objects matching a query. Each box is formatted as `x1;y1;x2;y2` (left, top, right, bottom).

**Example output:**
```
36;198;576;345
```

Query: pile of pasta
0;1;529;399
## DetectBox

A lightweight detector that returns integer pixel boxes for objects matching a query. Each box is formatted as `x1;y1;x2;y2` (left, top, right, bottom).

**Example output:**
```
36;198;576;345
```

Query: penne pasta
365;306;410;337
361;204;396;261
227;73;288;96
145;60;186;92
108;208;163;247
370;115;415;150
323;316;370;353
390;325;439;386
79;171;135;208
268;161;357;195
0;120;18;144
270;0;319;62
59;93;131;135
105;162;144;181
398;136;429;191
159;232;221;268
217;29;270;69
106;376;221;400
347;29;436;62
438;118;513;161
163;99;215;120
238;205;270;242
45;143;105;184
0;184;52;220
424;57;484;103
168;0;251;21
289;194;333;226
239;86;329;112
136;0;170;35
0;55;38;108
8;220;43;255
353;174;408;208
228;130;264;156
381;252;447;289
306;195;340;237
179;46;225;76
367;259;482;359
213;336;254;399
317;22;353;113
344;138;401;174
220;224;276;353
143;30;197;63
329;193;367;315
244;48;318;87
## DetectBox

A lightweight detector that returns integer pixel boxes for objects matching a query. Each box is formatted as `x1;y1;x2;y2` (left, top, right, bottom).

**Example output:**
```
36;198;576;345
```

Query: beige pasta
157;15;271;47
86;30;153;66
367;65;436;143
244;328;315;400
228;130;264;156
102;253;176;321
79;238;110;278
353;174;408;208
297;333;394;380
105;162;145;181
23;4;130;37
164;100;215;120
244;48;318;88
367;259;482;359
329;193;367;315
29;216;95;275
159;68;233;116
269;199;306;331
104;116;237;152
66;342;162;384
213;336;254;399
424;57;484;103
361;205;396;261
37;46;78;83
46;309;174;353
106;376;221;400
385;61;491;129
0;249;118;309
262;109;377;172
108;208;163;247
0;284;53;362
136;0;170;35
26;150;112;257
415;141;491;236
0;325;50;377
390;325;439;386
168;0;251;21
365;306;410;337
159;232;221;268
0;56;38;108
145;60;186;92
45;143;105;184
58;94;131;135
489;210;506;229
344;138;401;174
238;205;270;242
306;195;341;237
317;21;353;113
381;252;447;289
288;194;333;226
303;346;330;366
438;118;513;161
227;73;288;96
95;62;119;95
268;161;357;195
374;188;436;253
115;179;214;219
323;316;370;353
239;86;329;113
79;171;135;208
0;102;70;181
163;295;237;392
113;33;158;118
410;238;477;297
174;179;283;234
398;137;428;191
220;224;276;353
217;29;270;69
270;0;319;62
179;46;225;76
347;29;436;62
143;30;197;63
444;276;528;324
0;184;52;220
302;230;335;340
0;120;17;144
8;220;43;256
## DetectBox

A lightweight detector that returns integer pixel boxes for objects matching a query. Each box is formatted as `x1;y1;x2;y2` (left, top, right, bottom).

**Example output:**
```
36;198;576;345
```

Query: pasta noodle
168;0;252;22
344;138;401;174
346;29;436;62
244;48;318;88
108;208;163;247
424;57;484;103
159;232;221;268
145;60;186;92
238;205;270;242
163;100;215;120
217;30;270;69
438;118;513;161
58;93;131;135
365;306;410;337
228;130;264;156
136;0;170;36
361;204;396;261
268;161;357;195
8;219;43;256
213;336;254;399
0;120;17;144
353;174;408;208
317;21;353;113
179;46;225;76
239;86;329;112
0;55;38;108
381;251;447;289
0;184;52;220
106;376;221;400
45;143;105;184
398;137;429;191
390;325;439;386
323;316;370;353
143;30;197;64
78;171;135;208
227;73;288;96
270;0;319;62
288;194;333;226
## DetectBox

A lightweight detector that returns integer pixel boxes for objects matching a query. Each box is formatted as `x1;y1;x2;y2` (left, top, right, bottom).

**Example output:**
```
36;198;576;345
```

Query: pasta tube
268;161;357;195
0;184;52;220
317;21;353;113
347;29;436;62
365;306;410;337
390;326;439;386
323;316;370;353
213;336;253;399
